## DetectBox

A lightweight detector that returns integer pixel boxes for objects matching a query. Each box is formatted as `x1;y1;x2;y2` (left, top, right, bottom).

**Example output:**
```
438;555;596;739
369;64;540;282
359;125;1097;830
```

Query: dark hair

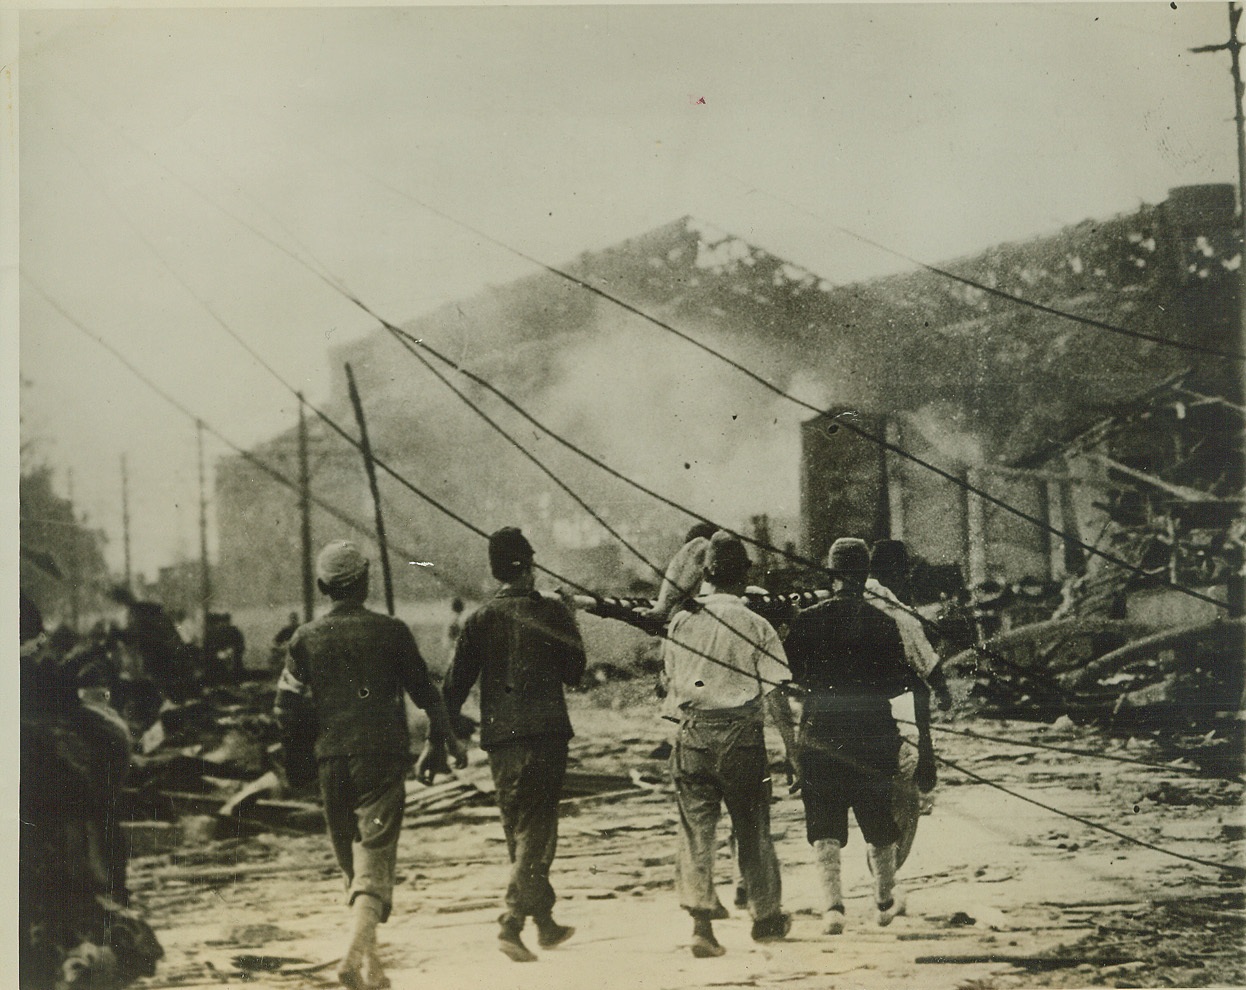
869;540;910;578
451;597;465;613
704;532;751;586
488;527;535;582
684;522;718;544
491;558;532;583
107;583;137;607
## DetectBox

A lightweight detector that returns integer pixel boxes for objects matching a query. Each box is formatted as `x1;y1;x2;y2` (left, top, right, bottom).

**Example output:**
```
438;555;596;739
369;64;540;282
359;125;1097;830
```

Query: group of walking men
274;522;948;988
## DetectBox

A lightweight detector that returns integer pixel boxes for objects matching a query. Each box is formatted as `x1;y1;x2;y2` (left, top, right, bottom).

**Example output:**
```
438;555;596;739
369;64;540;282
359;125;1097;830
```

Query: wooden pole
67;468;79;633
344;363;395;615
121;453;132;591
1191;2;1246;345
297;394;314;622
196;420;212;627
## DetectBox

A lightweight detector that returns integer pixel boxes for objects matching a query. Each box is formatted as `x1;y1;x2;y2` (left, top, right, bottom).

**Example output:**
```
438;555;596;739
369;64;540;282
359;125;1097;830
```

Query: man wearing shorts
784;537;919;935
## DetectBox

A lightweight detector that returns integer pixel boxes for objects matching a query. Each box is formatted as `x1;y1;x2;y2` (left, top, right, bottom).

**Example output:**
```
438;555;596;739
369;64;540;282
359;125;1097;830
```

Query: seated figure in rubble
203;611;247;683
19;592;163;990
274;541;468;990
107;584;198;702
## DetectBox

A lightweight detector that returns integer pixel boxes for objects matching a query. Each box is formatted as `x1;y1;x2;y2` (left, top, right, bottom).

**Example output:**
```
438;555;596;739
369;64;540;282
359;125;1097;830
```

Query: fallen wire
271;143;1231;612
913;738;1246;880
38;274;1246;882
894;717;1244;784
36;131;1246;880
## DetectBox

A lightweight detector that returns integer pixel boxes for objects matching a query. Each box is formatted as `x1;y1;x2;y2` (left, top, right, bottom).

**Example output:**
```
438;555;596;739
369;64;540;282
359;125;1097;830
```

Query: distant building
138;560;207;623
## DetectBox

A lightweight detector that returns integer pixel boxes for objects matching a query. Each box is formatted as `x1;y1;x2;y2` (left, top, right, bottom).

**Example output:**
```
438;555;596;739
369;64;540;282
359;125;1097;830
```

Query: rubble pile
943;614;1243;738
19;667;164;988
118;677;656;857
938;367;1244;752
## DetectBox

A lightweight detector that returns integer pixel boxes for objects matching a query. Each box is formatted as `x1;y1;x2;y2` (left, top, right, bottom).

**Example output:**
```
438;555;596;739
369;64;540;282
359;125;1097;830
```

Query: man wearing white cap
275;540;467;990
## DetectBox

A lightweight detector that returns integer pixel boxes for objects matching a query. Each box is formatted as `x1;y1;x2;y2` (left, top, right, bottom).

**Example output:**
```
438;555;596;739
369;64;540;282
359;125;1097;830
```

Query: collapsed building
216;184;1241;615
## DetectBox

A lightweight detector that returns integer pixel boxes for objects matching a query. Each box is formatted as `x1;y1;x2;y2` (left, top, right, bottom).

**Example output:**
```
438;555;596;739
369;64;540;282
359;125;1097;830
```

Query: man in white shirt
865;540;952;711
661;532;798;958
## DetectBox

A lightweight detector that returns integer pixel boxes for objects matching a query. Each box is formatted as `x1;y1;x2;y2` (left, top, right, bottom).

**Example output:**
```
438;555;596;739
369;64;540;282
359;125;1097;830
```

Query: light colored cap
316;540;369;587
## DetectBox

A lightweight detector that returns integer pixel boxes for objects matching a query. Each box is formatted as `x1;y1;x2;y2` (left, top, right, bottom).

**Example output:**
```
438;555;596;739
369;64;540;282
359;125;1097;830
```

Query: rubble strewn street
116;679;1244;990
20;8;1246;988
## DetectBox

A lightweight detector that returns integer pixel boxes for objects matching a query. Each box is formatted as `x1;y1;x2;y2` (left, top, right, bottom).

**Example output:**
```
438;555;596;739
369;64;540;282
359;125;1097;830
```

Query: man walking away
784;538;921;937
661;531;798;958
275;541;467;990
442;527;586;963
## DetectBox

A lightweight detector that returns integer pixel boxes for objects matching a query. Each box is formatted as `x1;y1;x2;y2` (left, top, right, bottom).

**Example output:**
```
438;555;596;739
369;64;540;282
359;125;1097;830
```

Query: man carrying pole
441;527;586;963
784;537;930;937
275;540;467;990
660;531;798;958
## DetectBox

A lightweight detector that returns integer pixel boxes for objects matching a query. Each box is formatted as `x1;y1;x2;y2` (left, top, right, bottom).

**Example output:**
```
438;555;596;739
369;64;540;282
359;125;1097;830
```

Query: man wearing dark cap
783;537;921;937
276;540;467;990
442;527;587;963
660;531;798;957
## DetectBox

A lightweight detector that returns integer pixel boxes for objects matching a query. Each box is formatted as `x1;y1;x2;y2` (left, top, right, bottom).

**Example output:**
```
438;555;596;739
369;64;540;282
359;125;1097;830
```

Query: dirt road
128;687;1244;990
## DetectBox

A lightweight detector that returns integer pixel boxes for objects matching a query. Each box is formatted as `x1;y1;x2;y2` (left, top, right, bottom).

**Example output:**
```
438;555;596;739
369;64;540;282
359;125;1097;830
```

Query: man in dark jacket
203;612;247;683
276;540;467;990
784;537;925;937
442;527;587;962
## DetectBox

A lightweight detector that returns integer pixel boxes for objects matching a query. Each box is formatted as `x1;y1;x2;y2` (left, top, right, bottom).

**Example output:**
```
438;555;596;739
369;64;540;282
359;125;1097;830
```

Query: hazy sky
15;2;1234;579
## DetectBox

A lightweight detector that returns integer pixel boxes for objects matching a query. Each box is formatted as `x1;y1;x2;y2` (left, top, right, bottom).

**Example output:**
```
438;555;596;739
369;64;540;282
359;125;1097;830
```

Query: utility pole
297;394;314;623
1192;1;1246;341
67;468;79;633
196;420;212;630
121;453;132;592
344;363;396;616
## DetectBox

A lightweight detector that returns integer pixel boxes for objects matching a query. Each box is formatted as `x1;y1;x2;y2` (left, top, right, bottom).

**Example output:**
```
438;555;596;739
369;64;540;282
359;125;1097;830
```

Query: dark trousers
318;753;409;921
670;707;782;920
488;736;568;921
